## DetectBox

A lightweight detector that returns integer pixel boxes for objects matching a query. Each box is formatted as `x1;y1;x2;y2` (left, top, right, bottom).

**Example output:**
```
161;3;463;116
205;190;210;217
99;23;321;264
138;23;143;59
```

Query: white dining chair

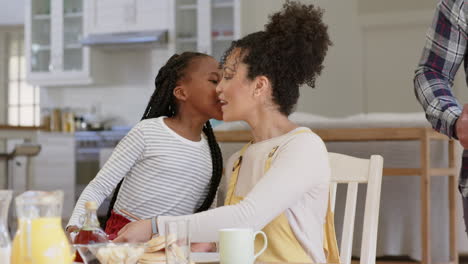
328;153;384;264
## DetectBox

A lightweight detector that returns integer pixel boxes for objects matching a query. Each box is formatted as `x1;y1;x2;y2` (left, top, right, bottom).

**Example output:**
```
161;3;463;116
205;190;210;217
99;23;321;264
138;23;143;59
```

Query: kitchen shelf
177;37;197;43
213;35;234;41
27;0;90;85
32;45;51;52
64;12;82;18
213;2;234;8
32;14;51;20
65;44;82;49
174;0;239;56
178;4;197;10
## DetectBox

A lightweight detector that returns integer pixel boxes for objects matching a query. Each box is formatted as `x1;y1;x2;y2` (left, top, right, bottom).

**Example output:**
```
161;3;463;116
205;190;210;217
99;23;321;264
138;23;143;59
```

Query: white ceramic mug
219;228;268;264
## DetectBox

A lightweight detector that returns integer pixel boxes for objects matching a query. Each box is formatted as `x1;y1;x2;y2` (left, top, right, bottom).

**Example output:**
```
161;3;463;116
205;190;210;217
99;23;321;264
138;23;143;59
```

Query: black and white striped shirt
68;117;213;227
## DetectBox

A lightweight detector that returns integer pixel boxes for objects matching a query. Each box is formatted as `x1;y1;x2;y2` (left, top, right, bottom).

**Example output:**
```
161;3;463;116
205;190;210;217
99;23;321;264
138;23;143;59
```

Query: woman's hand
191;243;217;252
113;219;152;243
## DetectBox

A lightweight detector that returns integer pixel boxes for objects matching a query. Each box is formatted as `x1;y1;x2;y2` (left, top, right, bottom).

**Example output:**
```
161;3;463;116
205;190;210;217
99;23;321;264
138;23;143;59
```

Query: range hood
81;30;168;48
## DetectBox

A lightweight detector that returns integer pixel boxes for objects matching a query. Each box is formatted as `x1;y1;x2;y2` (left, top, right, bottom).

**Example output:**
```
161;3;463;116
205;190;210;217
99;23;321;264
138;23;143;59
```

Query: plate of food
73;235;220;264
74;242;147;264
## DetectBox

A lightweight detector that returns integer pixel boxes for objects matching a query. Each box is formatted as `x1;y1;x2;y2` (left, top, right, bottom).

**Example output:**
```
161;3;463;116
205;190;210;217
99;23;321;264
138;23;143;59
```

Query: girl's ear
173;85;189;101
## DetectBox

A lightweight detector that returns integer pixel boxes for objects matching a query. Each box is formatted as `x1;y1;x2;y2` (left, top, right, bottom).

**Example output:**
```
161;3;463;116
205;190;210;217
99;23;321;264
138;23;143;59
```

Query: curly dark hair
221;1;332;115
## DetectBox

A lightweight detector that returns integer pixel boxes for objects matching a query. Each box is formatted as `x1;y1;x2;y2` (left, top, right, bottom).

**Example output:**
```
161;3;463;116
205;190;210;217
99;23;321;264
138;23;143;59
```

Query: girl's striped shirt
68;117;213;227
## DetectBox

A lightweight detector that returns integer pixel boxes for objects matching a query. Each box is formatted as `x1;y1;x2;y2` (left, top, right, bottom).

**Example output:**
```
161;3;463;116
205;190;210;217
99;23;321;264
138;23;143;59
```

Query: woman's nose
215;82;222;94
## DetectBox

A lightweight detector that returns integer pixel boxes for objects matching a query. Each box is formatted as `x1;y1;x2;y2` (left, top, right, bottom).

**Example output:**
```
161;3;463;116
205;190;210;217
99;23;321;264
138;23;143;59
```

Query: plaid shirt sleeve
414;0;467;138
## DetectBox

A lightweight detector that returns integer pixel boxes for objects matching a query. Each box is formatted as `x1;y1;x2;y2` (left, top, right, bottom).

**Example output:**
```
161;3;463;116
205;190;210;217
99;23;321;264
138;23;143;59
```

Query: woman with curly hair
115;1;333;262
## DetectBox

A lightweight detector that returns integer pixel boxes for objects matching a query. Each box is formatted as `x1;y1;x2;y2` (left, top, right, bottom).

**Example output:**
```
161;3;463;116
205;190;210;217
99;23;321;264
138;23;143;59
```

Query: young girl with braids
115;2;337;263
66;52;224;243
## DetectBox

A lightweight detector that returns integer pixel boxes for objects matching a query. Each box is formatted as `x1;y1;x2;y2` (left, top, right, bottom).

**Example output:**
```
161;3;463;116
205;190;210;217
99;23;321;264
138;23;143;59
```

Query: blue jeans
460;151;468;236
463;196;468;235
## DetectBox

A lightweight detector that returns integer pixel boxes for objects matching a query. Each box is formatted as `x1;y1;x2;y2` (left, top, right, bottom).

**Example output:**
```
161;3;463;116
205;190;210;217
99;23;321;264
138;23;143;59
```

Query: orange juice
11;217;74;264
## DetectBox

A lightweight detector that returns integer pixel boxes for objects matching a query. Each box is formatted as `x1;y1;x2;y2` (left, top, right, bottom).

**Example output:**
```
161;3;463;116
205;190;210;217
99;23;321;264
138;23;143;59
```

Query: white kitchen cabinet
25;0;92;86
7;133;75;219
34;133;75;219
84;0;170;35
173;0;241;60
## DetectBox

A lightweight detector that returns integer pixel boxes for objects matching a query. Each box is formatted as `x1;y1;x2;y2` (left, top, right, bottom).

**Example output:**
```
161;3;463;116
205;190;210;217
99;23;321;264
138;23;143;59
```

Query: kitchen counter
0;125;43;140
0;125;42;143
0;125;42;190
0;125;43;130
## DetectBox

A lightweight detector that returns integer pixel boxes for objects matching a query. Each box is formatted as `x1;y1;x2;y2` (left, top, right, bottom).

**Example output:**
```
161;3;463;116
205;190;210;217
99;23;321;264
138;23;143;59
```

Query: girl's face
216;50;258;122
182;56;223;121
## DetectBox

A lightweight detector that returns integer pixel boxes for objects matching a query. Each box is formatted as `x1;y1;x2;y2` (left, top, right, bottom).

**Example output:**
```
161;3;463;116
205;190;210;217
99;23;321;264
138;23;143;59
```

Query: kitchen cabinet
84;0;170;35
34;133;75;219
7;132;75;219
25;0;92;86
173;0;241;60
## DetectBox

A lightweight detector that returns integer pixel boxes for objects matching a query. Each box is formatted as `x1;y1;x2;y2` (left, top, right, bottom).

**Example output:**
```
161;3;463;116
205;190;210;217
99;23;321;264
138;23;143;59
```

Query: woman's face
182;56;223;121
216;51;258;122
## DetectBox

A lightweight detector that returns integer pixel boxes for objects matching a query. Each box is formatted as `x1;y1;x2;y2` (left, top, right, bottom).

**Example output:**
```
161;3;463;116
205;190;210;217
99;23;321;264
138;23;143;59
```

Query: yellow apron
224;130;340;263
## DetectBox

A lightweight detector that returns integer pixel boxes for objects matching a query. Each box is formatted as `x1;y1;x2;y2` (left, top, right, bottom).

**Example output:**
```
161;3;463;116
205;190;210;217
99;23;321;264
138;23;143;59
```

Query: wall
0;30;7;184
358;0;437;14
240;0;364;117
0;0;25;25
239;0;468;116
359;2;467;111
42;48;172;126
0;30;7;124
361;10;432;113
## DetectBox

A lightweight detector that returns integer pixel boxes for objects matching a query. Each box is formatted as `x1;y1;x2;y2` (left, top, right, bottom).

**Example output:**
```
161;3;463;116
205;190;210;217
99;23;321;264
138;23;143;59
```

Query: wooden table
215;127;458;264
0;125;42;189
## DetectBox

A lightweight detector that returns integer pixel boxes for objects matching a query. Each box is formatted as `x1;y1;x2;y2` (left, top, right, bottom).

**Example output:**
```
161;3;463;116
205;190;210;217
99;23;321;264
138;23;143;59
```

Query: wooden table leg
449;174;458;264
421;133;431;264
448;140;458;264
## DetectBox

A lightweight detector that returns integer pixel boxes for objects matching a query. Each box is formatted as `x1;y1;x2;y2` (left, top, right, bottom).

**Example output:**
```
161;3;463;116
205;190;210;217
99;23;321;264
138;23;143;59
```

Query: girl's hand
191;243;217;252
113;219;152;243
66;225;79;234
65;225;79;242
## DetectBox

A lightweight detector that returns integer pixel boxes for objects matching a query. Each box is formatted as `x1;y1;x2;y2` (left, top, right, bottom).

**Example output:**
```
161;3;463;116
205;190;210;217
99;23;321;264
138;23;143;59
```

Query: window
7;31;40;126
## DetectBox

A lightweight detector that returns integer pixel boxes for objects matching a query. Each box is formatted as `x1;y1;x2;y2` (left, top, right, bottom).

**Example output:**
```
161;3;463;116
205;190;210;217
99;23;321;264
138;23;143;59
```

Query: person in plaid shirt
414;0;467;235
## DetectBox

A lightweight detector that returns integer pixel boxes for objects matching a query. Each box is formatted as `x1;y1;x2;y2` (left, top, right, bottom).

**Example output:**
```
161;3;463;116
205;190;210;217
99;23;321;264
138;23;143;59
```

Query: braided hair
105;52;224;226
